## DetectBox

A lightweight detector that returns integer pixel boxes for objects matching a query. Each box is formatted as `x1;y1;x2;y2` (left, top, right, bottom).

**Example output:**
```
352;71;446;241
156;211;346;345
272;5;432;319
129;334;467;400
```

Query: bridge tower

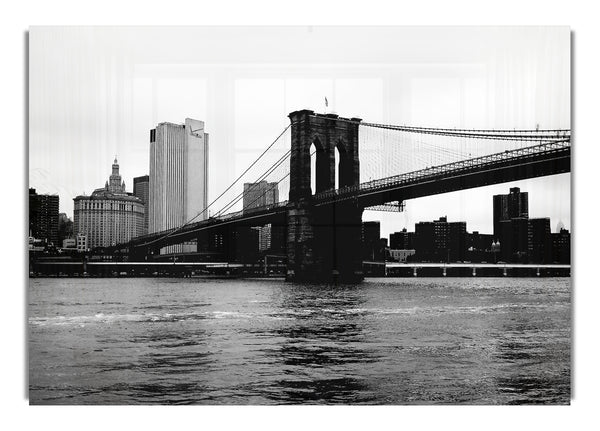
286;109;364;282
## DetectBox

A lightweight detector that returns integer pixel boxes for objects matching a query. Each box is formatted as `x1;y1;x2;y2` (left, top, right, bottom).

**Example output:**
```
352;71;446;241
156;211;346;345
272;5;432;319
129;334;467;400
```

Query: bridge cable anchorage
134;123;293;249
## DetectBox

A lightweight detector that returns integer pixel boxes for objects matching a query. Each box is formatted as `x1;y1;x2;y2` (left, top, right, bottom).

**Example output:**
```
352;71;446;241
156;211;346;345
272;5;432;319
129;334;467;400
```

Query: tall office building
29;188;59;246
149;118;209;254
493;187;528;240
133;175;149;235
73;159;145;249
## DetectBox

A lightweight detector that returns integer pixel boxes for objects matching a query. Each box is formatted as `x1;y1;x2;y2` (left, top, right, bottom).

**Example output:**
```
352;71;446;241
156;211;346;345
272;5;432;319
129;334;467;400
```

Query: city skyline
29;26;570;240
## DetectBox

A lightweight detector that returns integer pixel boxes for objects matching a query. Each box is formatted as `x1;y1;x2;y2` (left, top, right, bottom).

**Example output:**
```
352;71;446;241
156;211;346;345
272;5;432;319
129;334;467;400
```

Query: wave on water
29;301;566;327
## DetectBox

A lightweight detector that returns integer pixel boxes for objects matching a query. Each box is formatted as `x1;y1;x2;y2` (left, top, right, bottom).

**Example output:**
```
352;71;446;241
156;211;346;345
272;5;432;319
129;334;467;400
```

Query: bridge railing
314;139;570;204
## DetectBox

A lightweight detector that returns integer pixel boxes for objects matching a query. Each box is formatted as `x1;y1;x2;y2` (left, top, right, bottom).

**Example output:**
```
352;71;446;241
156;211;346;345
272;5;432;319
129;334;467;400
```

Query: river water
28;277;570;405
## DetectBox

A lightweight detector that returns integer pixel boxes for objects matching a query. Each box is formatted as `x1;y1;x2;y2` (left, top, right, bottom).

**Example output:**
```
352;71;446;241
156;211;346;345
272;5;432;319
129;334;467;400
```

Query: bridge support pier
472;267;477;277
285;110;364;283
286;200;364;283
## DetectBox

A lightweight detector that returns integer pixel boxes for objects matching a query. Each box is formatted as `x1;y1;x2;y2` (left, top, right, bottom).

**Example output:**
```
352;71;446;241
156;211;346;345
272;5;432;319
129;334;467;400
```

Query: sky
28;26;571;239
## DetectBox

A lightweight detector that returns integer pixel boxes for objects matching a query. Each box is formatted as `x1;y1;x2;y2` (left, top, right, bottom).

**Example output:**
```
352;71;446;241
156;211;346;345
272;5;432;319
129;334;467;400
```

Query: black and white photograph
25;25;574;407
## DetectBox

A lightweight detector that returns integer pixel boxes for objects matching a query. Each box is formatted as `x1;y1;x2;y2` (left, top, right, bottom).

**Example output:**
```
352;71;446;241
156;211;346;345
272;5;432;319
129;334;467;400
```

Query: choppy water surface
28;277;570;405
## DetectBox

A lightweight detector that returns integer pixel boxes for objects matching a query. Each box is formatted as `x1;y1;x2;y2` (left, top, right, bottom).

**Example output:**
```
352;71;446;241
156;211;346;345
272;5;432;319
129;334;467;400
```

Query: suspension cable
139;124;292;248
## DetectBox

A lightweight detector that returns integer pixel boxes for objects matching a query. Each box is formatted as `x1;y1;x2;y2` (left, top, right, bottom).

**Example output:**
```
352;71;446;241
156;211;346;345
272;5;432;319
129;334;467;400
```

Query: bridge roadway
315;140;570;207
111;140;570;253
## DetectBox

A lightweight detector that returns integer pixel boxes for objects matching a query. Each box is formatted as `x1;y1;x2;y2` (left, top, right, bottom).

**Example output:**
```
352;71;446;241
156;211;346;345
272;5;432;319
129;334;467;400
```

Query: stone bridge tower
286;110;364;282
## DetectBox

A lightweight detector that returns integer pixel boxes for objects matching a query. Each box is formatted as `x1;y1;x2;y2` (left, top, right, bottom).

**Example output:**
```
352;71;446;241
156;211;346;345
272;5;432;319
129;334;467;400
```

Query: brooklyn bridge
104;109;571;282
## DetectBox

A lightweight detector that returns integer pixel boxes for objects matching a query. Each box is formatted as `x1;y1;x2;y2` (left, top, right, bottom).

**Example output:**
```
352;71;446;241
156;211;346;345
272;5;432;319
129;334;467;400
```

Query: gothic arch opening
310;137;329;195
336;141;353;189
334;146;340;190
310;142;317;195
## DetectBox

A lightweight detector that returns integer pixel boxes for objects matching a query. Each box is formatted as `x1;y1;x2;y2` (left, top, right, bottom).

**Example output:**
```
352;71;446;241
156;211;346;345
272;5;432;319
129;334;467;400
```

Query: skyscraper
29;188;59;246
73;158;145;249
133;175;149;235
493;187;528;240
149;118;209;254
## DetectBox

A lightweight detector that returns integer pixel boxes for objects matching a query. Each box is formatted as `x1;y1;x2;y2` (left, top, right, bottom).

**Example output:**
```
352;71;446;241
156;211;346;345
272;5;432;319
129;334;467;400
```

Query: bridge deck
315;141;570;207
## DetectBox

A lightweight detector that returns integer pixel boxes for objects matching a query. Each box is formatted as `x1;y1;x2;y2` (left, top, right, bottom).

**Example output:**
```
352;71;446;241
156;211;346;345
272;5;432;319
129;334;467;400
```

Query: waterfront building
448;221;467;262
73;159;144;249
414;216;467;262
466;231;496;263
133;175;149;235
362;221;383;260
29;188;59;246
528;217;552;264
468;231;494;252
390;228;414;250
498;216;555;264
493;187;528;240
433;216;450;255
498;217;530;262
149;119;209;254
552;228;570;264
414;221;436;261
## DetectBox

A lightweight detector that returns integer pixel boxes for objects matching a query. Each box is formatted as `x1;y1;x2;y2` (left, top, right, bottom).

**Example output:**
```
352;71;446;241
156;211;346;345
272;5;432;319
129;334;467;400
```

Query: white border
4;1;598;430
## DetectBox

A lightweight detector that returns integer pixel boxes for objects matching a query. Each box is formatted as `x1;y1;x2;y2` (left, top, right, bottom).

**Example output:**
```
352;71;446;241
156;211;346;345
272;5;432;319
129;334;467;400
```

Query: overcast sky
29;26;570;239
